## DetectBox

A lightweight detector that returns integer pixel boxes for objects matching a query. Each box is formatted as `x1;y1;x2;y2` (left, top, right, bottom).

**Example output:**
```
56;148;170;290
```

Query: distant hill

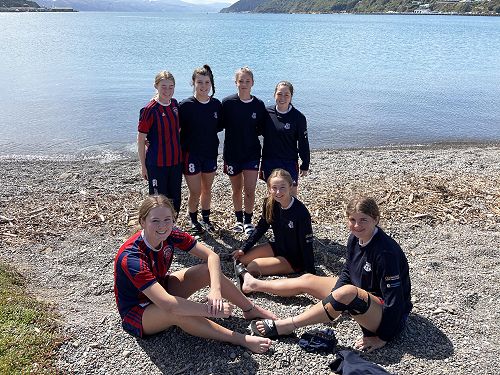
1;0;41;7
221;0;500;15
36;0;231;12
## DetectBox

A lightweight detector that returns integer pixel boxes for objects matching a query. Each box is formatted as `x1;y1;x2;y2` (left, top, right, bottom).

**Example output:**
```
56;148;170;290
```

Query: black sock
189;211;198;224
201;209;210;223
235;210;243;223
244;212;253;225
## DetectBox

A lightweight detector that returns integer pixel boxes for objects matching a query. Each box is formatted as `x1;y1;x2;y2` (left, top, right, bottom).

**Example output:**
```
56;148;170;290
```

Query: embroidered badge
214;112;218;119
162;113;166;117
173;107;178;114
288;221;294;229
252;112;256;119
284;123;291;130
363;262;372;272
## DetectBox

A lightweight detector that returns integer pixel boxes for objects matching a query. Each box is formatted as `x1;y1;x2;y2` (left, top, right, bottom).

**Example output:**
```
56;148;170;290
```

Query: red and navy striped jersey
138;99;182;167
114;228;196;319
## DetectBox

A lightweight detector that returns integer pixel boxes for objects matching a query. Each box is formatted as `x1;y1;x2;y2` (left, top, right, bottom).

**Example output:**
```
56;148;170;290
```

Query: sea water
0;12;499;155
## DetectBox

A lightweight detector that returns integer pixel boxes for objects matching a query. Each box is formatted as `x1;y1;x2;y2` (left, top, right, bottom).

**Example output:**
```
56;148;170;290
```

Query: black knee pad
347;294;371;316
322;292;371;319
321;293;348;320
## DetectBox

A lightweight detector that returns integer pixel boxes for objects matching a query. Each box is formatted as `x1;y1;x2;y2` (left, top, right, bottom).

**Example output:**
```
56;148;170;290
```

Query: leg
247;256;295;277
238;243;275;267
200;172;216;210
229;173;243;212
184;173;202;215
242;169;258;215
168;264;277;321
242;273;337;299
142;304;271;353
165;164;183;214
253;285;382;337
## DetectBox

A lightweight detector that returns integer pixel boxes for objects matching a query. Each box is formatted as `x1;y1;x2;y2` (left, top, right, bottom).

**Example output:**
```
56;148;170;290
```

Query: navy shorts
223;160;260;177
260;159;299;186
182;152;217;175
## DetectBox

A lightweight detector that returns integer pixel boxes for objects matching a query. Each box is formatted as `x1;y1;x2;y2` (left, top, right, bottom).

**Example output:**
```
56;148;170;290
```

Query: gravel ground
0;144;499;374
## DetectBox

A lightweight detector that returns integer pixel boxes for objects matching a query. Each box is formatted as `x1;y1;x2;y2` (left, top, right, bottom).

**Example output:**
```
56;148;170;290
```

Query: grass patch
0;262;61;374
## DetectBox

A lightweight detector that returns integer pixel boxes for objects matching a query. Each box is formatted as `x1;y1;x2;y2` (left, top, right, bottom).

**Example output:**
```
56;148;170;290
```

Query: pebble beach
0;144;499;374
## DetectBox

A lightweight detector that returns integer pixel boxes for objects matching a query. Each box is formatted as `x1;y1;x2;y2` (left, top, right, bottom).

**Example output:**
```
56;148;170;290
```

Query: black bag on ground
329;350;393;375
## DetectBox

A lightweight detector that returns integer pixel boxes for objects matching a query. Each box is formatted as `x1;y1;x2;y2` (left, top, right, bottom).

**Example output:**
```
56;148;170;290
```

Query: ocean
0;11;499;156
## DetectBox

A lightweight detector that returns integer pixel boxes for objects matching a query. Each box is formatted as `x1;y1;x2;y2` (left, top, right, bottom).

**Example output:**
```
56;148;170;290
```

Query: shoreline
1;144;499;374
1;140;498;162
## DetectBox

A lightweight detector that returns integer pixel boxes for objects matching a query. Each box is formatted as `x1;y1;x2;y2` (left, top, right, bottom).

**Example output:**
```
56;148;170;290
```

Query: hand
206;289;223;314
207;302;233;318
354;335;387;353
232;249;244;260
300;169;308;177
141;165;148;180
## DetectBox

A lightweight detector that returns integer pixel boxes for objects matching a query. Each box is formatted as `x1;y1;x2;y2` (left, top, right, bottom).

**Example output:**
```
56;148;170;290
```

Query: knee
297;273;316;284
332;285;358;305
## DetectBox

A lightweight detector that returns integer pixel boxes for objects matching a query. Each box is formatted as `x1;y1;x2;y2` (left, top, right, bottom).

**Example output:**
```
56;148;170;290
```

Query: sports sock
235;210;243;223
189;211;198;224
201;209;211;223
244;211;253;225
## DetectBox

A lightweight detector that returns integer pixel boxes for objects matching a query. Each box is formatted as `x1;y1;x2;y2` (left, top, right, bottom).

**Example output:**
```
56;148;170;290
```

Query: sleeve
256;99;268;136
216;100;224;132
297;113;310;171
171;228;197;252
297;207;316;274
332;235;354;291
375;251;407;341
241;201;270;252
138;105;153;134
120;252;157;292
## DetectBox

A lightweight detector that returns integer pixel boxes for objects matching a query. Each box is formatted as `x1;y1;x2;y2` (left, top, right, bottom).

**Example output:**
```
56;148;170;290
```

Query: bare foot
241;272;258;294
354;335;387;353
242;303;278;320
243;335;272;354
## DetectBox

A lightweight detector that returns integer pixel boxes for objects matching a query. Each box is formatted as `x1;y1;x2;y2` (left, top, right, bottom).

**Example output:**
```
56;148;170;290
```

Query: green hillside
221;0;500;15
0;0;41;7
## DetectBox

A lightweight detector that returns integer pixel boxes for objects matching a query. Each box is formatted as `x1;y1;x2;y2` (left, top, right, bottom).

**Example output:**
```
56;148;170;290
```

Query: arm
375;251;407;341
189;242;224;311
297;113;310;172
137;132;148;180
332;235;354;290
297;208;316;274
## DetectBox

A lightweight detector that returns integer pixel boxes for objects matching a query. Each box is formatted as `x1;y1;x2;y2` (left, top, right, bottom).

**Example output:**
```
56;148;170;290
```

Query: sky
184;0;237;4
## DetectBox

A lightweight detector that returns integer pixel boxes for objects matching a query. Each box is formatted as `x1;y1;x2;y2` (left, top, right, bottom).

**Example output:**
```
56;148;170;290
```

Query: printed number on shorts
227;166;234;175
188;163;196;173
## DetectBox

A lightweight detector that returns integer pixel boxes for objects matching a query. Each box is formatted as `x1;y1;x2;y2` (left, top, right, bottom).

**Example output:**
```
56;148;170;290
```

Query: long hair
265;169;294;224
192;64;215;98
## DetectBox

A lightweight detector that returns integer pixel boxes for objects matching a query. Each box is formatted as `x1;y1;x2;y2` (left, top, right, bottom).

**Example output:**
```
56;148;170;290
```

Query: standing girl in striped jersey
221;67;268;235
138;70;182;213
261;81;310;196
179;65;223;235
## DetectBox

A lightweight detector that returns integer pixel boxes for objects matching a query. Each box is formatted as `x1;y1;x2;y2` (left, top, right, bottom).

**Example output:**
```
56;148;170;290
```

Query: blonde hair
152;70;175;100
345;196;380;222
235;66;254;82
265;169;294;224
138;195;176;226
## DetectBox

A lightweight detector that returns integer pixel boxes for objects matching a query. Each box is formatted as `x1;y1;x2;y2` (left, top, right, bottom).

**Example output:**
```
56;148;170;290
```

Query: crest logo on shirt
214;112;218;119
284;123;291;130
288;221;294;229
162;113;166;117
363;262;372;272
173;107;178;114
252;112;256;119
